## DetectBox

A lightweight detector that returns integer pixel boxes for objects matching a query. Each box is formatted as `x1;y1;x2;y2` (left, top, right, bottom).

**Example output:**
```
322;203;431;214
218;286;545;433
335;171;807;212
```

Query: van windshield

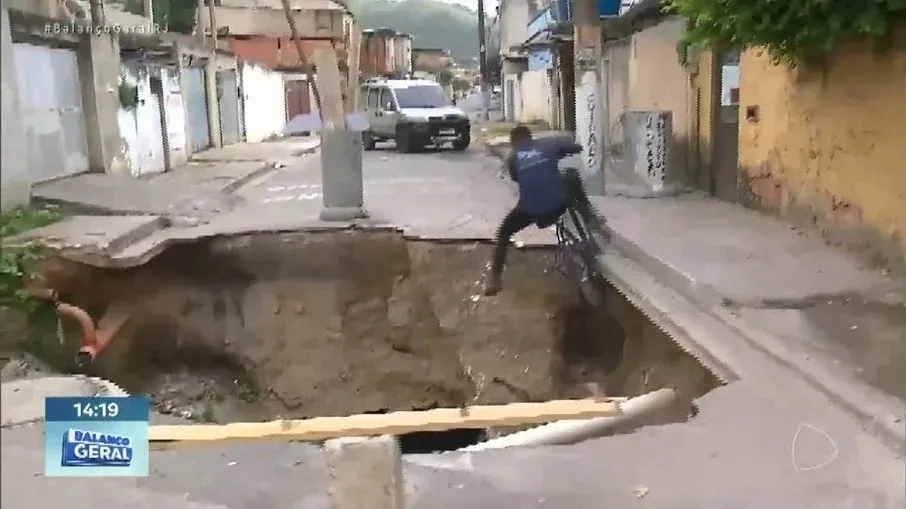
394;85;450;108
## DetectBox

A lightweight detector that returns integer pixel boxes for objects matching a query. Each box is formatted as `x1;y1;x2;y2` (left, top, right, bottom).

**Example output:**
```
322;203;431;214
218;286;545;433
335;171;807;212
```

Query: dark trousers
490;168;598;277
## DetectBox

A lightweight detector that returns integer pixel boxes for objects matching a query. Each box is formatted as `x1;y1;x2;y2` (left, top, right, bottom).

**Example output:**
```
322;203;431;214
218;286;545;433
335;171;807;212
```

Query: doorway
710;49;741;202
558;41;576;132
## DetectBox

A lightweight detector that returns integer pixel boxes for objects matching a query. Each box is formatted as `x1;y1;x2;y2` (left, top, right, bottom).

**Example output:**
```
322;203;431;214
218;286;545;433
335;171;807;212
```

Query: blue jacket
507;137;583;216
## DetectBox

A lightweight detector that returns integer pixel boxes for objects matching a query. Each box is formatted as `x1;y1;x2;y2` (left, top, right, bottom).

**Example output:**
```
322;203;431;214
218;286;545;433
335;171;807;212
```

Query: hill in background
349;0;480;62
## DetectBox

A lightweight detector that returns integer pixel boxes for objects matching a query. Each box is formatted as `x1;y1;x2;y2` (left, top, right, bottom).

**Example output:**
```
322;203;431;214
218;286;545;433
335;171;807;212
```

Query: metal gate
285;79;311;120
183;66;211;153
13;42;88;182
236;66;246;141
217;70;241;145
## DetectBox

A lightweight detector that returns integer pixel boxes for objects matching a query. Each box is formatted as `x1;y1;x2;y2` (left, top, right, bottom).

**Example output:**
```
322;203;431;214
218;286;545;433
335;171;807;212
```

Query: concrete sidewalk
32;137;320;217
5;137;321;267
591;193;906;453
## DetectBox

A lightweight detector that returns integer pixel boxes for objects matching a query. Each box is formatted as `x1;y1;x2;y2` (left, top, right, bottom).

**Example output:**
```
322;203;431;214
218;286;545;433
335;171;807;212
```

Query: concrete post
572;0;605;196
1;8;30;211
205;57;222;148
324;435;405;509
77;32;129;175
195;0;206;44
319;130;366;221
207;0;217;48
623;110;683;196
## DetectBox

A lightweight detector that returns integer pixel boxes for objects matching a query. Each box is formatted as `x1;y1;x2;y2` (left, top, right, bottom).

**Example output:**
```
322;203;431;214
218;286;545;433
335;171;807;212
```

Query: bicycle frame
554;206;600;281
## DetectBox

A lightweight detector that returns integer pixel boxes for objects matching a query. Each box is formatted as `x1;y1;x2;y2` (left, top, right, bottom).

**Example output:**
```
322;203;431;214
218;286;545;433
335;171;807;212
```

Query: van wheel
452;135;470;151
362;131;376;150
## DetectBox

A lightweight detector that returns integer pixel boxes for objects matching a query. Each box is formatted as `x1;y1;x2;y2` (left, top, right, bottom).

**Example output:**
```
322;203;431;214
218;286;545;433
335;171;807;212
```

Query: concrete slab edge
711;305;906;456
104;216;169;254
31;196;164;217
599;251;906;457
190;139;322;164
220;162;275;194
598;252;738;385
606;231;906;456
4;215;168;270
102;219;554;269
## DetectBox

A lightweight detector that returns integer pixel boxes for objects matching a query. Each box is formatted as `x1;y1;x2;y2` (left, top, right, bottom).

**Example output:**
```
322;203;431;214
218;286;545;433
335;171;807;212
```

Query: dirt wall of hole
36;230;717;422
38;231;625;419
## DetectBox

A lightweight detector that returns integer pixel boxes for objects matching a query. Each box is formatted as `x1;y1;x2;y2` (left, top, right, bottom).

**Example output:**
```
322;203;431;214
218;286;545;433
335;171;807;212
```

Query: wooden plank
149;398;625;449
311;48;346;130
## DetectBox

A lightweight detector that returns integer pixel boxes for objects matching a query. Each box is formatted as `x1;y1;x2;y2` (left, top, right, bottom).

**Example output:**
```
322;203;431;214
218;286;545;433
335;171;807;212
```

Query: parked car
360;78;471;152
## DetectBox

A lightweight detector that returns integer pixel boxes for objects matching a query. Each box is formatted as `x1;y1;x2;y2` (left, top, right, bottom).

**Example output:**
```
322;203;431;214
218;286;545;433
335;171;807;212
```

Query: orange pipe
26;285;119;361
88;305;131;359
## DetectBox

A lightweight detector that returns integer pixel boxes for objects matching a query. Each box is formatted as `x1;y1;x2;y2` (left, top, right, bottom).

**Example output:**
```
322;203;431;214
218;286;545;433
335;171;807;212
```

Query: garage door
13;42;89;182
184;66;211;153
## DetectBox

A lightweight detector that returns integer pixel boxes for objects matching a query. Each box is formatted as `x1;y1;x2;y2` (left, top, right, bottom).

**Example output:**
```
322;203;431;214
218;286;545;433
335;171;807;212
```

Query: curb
607;230;906;455
104;216;170;255
220;162;276;194
219;139;321;194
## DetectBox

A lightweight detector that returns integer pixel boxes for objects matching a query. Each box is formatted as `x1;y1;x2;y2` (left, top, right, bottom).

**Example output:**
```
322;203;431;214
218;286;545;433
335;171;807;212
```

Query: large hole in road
32;231;722;453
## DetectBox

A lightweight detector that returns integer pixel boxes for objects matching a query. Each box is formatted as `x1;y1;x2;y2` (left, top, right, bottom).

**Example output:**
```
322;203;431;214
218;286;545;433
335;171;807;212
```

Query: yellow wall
689;48;714;191
625;17;693;182
737;29;906;270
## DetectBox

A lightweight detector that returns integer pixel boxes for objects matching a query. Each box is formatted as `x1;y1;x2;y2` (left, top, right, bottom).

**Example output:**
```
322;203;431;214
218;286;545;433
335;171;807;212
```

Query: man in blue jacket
483;125;607;296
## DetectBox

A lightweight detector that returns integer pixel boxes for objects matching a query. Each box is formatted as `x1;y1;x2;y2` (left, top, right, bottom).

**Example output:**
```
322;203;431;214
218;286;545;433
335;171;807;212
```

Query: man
483;125;607;296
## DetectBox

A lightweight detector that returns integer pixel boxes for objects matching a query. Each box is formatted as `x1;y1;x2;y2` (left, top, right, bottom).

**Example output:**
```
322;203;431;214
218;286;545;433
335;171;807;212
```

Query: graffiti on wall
585;93;598;171
644;112;667;185
575;70;603;193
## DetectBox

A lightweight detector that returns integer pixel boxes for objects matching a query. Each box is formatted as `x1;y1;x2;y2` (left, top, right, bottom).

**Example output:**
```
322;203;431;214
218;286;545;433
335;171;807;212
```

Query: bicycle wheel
570;206;602;264
565;206;588;241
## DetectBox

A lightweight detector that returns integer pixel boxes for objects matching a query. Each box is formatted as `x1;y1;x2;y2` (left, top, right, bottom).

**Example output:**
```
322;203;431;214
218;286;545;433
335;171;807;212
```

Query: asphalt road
231;135;555;245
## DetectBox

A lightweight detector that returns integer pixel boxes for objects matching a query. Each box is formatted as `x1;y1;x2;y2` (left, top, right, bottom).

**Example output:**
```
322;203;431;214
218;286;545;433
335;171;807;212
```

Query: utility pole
572;0;605;195
280;0;323;114
207;0;218;47
89;0;104;25
476;0;490;121
195;0;205;45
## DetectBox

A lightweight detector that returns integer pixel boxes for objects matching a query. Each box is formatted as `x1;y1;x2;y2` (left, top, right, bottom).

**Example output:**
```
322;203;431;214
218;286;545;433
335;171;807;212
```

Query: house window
315;10;332;31
367;87;380;108
378;87;395;110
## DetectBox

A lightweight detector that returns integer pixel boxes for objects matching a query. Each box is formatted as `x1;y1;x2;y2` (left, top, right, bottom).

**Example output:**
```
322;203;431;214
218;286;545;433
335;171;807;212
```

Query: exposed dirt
31;230;719;428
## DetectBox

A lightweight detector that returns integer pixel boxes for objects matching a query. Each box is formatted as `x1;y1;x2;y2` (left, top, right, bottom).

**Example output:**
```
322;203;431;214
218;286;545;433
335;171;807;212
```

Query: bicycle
553;204;604;286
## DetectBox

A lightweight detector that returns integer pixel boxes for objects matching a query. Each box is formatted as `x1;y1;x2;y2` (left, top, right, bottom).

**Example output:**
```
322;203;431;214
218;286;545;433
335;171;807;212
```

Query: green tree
348;0;483;61
136;0;196;33
667;0;906;65
452;77;472;93
437;69;455;88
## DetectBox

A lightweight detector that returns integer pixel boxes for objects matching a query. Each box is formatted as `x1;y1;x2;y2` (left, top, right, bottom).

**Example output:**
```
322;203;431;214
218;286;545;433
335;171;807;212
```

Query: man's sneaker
482;273;503;296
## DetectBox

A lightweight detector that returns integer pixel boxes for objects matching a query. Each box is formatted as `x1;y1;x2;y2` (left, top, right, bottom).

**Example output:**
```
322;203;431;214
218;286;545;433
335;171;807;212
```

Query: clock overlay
44;396;150;477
